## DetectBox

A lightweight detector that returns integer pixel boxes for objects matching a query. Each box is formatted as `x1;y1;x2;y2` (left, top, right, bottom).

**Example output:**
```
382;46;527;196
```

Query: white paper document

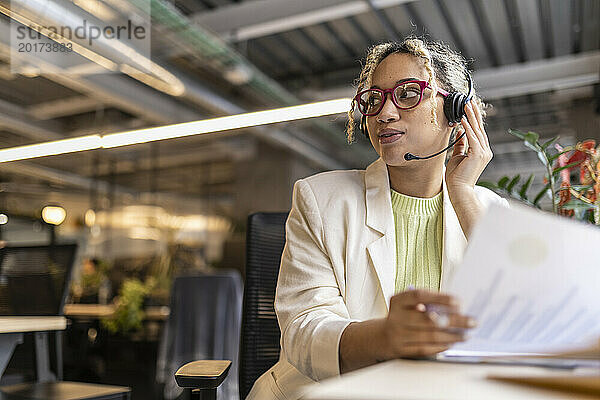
443;203;600;357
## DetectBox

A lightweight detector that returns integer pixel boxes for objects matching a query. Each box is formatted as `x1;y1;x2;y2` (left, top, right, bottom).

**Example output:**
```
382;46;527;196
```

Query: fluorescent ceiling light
0;98;352;163
101;98;352;148
0;135;102;163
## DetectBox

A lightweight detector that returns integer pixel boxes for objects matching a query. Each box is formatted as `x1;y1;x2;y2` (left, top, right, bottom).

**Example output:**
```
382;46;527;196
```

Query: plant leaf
506;175;521;192
524;131;540;147
523;141;539;152
541;136;559;150
537;151;548;166
533;183;551;206
497;176;510;189
519;174;534;199
548;148;572;163
508;128;526;140
477;181;499;191
509;128;542;151
561;200;596;212
569;185;593;191
552;160;583;176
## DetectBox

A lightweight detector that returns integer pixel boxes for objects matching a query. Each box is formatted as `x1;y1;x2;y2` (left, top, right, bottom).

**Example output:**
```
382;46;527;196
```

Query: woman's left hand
445;99;493;192
445;99;493;238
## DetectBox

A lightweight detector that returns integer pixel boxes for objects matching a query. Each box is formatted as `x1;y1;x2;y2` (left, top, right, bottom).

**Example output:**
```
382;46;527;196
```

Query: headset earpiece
442;72;474;124
443;92;467;124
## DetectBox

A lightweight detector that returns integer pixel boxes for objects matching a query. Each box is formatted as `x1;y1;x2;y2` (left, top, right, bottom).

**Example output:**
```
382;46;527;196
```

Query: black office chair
0;244;131;400
174;212;288;400
157;271;242;400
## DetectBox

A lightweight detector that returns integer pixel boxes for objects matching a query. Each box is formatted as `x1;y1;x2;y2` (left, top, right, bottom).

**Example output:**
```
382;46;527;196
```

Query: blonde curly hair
346;37;487;143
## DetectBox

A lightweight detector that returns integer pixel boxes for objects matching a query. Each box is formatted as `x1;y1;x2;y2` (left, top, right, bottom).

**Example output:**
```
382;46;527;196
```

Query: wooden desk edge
64;304;170;320
0;316;67;333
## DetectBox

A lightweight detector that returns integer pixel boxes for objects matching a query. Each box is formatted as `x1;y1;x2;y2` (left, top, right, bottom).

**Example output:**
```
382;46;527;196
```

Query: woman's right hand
380;289;476;359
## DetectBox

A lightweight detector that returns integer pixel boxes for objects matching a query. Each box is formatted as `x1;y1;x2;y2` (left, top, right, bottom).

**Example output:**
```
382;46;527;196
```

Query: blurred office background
0;0;598;399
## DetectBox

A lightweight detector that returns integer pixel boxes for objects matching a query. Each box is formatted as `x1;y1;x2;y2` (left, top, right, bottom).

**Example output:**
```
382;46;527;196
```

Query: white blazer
246;158;507;400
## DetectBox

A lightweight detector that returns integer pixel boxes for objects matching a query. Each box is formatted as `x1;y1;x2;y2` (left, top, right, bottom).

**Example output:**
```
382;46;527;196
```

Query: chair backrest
239;212;288;400
0;244;77;316
158;270;243;400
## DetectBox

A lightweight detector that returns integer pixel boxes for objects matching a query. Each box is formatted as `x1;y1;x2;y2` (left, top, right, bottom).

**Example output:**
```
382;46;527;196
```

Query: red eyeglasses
354;80;450;116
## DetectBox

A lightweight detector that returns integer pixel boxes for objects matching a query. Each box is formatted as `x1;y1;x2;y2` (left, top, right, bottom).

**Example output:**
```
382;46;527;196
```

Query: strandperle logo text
15;19;147;46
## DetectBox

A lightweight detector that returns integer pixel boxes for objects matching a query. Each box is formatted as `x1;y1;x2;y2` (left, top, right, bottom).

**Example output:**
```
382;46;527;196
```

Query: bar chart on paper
444;203;600;356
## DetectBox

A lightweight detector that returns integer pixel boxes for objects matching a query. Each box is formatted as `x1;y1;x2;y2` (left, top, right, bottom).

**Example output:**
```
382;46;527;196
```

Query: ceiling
0;0;599;221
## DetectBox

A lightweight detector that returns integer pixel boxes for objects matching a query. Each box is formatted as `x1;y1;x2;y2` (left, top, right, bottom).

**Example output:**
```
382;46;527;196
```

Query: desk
304;359;599;400
64;304;170;321
0;316;67;380
0;317;66;334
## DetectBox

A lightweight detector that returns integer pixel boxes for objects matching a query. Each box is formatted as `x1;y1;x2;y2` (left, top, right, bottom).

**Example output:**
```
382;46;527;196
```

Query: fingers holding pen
383;317;470;359
383;290;477;359
403;309;476;331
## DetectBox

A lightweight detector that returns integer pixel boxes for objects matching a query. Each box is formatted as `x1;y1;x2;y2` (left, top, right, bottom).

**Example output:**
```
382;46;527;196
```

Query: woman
247;37;507;400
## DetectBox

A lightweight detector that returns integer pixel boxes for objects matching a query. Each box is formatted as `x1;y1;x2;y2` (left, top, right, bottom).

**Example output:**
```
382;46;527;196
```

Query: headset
360;72;474;161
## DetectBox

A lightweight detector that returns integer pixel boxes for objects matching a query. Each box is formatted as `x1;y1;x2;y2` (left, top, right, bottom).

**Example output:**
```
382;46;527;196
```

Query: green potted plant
101;277;157;334
478;129;600;225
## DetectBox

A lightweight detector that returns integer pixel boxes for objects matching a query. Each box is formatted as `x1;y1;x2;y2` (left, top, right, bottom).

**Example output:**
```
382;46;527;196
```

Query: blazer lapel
364;158;396;310
363;160;468;306
440;176;468;290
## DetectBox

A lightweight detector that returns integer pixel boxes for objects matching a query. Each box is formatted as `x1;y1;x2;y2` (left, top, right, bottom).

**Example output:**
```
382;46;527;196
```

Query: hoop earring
361;115;369;139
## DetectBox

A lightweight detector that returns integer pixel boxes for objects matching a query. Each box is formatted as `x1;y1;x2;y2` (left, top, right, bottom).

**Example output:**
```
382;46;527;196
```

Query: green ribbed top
391;189;444;293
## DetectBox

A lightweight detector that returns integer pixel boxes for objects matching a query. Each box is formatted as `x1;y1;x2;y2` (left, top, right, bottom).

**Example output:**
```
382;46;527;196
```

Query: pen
427;304;477;333
425;304;451;328
407;286;473;331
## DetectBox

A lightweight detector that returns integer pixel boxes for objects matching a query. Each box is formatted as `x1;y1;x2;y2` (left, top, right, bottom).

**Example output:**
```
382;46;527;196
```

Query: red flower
558;182;574;217
567;140;596;183
554;144;570;184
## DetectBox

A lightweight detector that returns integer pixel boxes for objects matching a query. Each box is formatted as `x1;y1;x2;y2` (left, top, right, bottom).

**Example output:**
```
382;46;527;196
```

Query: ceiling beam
192;0;417;42
364;0;400;41
0;55;199;127
0;160;134;195
302;51;600;101
475;51;600;100
28;96;102;120
0;15;200;125
0;99;63;141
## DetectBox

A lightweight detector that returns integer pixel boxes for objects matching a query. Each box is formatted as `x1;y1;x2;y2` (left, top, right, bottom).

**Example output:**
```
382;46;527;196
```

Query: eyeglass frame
354;80;451;117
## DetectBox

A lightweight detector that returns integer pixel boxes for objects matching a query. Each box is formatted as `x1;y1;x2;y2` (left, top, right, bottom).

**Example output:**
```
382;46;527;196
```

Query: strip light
0;135;103;163
0;98;352;163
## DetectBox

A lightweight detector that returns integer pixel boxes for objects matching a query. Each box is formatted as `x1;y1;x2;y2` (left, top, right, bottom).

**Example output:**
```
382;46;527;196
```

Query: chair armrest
175;360;232;390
